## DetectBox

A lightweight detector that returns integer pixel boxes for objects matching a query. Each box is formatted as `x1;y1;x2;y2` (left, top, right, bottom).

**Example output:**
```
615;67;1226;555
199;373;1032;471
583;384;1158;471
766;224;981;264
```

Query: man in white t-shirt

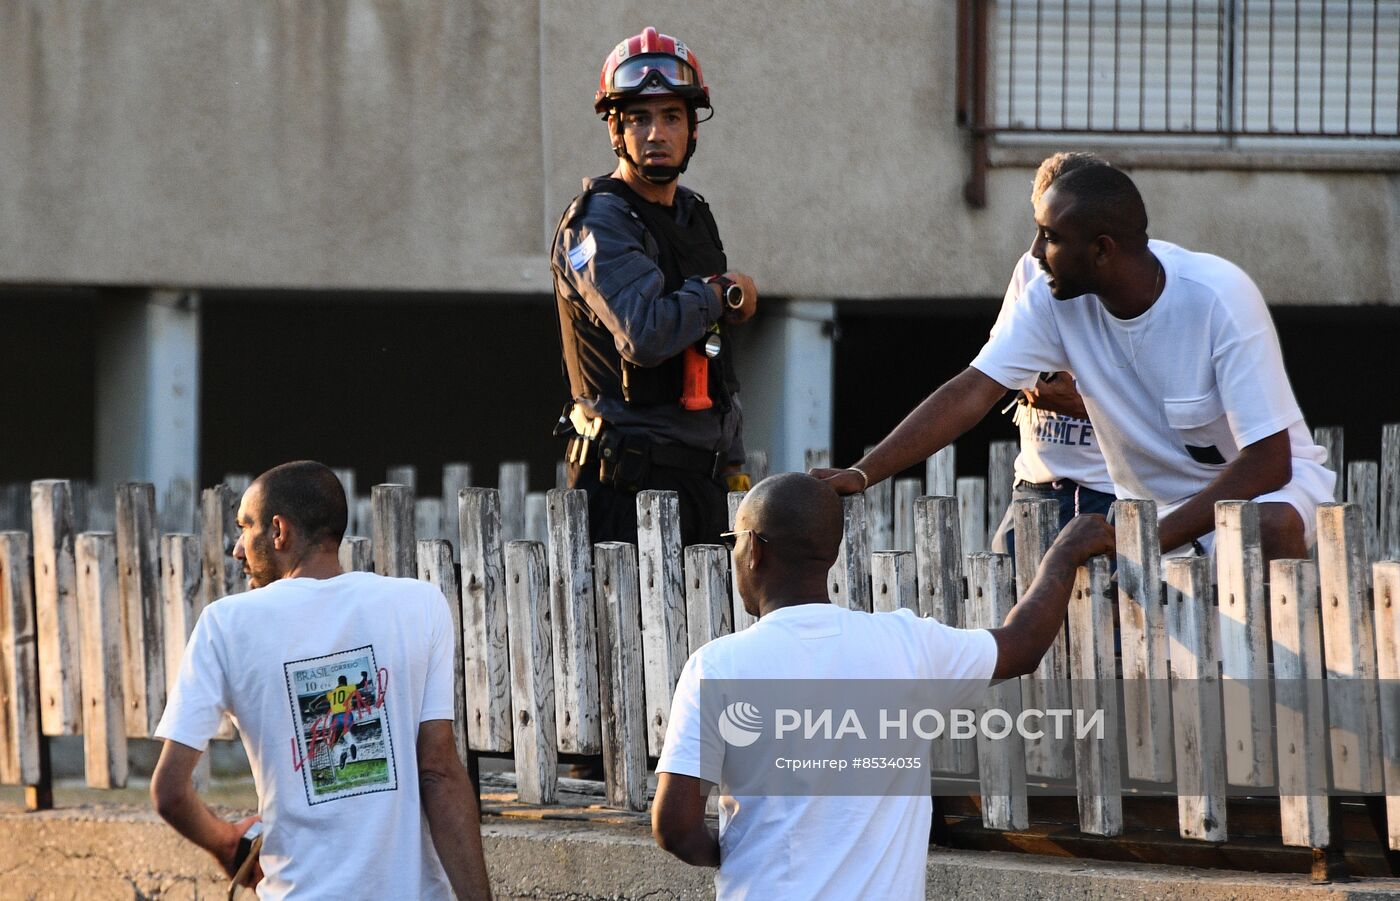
651;473;1113;899
151;461;492;899
817;163;1332;560
990;152;1117;560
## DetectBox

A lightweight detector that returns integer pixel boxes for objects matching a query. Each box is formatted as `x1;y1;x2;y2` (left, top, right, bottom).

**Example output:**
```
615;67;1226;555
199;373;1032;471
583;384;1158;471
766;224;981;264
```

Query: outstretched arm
813;366;1009;494
989;515;1116;680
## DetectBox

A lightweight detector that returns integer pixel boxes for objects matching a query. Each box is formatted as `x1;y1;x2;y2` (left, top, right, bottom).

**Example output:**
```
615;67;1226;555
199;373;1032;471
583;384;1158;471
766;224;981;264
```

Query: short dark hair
1047;164;1149;249
251;460;348;546
1032;151;1110;203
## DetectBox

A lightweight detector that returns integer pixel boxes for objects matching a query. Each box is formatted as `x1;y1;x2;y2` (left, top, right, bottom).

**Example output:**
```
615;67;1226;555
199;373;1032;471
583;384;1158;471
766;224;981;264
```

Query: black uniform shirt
553;177;744;463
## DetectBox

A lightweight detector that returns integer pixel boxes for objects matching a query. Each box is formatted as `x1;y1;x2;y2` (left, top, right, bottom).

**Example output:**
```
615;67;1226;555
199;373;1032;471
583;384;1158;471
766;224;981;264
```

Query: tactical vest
552;177;740;412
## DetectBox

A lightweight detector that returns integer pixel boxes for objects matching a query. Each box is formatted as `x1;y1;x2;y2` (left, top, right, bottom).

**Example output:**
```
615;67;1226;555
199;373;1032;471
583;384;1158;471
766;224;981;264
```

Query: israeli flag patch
567;233;597;271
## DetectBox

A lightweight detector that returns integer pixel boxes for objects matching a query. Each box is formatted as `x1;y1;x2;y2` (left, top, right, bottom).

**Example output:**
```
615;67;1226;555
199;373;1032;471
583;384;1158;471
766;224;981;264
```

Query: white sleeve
988;253;1038;339
1212;285;1304;448
655;653;720;785
970;282;1070;391
913;616;999;711
154;607;231;751
419;585;457;723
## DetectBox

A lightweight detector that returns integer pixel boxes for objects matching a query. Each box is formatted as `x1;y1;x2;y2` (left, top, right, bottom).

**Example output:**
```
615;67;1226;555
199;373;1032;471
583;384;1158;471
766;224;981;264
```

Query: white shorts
1160;456;1337;558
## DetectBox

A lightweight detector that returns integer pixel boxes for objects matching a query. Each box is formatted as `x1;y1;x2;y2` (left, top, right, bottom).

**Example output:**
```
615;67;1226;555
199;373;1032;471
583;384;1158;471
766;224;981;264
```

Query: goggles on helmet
608;54;700;94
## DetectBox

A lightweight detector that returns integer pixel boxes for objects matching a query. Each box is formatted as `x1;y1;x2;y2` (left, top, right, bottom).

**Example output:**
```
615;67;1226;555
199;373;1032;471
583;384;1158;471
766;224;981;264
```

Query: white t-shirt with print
656;603;998;901
156;572;457;900
991;251;1115;492
971;240;1334;518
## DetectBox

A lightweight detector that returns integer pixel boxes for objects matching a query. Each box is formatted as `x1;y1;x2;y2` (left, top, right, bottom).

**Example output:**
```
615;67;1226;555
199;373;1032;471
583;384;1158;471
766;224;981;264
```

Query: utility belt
561;407;725;490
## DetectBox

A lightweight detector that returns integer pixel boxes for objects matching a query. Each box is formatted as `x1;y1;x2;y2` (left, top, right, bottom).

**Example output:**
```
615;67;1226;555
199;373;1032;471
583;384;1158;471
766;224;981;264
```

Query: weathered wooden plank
1313;425;1345;503
1382;424;1400;559
1014;498;1073;781
1269;559;1330;849
441;463;473;561
498;462;528;542
415;498;444;542
544;489;600;753
338;536;372;573
457;489;512;753
871;551;917;613
1315;503;1383;793
1213;501;1273;788
385;465;417;493
355;498;372;543
865;446;894;552
987;440;1018;549
804;448;831;471
914;496;972;776
1112;500;1173;783
222;473;252;498
416;539;468;764
158;477;196;535
967;553;1027;831
371;484;416;578
505;540;557;805
159;534;203;699
1372;561;1400;851
727;492;756;631
0;533;41;786
637;491;689;758
594;542;648;811
1068;556;1122;836
159;533;210;787
744;450;770;486
116;483;163;738
828;494;872;611
0;484;27;531
956;477;987;555
200;485;245;607
526;493;548;544
554;461;569;491
30;480;81;736
1347;461;1380;566
926;445;956;497
76;533;127;789
684;545;731;654
1165;555;1227;843
893;478;920;552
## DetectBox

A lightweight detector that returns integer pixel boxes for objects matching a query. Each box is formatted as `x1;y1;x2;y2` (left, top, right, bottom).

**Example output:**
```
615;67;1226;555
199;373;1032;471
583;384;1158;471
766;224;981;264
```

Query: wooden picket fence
1;425;1399;875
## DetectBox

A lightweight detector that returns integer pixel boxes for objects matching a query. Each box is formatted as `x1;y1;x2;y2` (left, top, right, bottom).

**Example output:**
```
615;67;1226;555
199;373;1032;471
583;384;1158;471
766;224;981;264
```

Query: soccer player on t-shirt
816;162;1333;562
652;474;1113;898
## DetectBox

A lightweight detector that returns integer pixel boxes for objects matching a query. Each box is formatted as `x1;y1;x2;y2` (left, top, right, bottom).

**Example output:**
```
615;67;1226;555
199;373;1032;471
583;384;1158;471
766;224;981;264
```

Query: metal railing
958;0;1400;204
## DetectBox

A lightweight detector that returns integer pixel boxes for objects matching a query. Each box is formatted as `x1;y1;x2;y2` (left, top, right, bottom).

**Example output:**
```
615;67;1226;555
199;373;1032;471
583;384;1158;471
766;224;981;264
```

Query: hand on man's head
809;468;864;496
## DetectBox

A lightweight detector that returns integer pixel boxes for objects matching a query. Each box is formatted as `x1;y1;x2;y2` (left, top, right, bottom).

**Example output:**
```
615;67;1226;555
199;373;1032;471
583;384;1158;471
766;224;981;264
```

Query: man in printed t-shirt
152;461;491;899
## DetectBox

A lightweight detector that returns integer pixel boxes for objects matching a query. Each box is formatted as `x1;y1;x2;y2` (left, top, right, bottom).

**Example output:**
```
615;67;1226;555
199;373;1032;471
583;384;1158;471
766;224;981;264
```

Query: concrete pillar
95;290;200;499
734;299;835;476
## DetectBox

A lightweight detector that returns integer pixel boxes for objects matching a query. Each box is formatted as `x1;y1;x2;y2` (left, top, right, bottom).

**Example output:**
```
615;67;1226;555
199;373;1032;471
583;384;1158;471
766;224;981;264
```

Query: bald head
736;473;844;568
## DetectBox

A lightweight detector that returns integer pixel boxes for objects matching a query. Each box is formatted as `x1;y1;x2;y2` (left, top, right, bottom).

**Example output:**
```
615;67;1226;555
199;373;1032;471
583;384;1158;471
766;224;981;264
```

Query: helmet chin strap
610;109;698;185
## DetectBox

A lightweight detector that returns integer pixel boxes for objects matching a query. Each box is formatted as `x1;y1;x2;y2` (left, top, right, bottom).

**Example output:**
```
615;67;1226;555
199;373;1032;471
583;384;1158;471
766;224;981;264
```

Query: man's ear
747;537;764;570
270;514;290;552
1092;234;1117;264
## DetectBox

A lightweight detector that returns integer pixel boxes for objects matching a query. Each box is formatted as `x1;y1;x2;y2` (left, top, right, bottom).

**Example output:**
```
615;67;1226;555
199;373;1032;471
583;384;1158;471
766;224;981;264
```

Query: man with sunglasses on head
652;473;1114;898
551;26;758;548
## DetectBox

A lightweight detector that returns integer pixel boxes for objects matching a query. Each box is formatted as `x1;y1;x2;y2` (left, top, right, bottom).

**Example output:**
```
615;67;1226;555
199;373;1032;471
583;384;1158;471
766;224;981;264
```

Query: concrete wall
1;1;1396;303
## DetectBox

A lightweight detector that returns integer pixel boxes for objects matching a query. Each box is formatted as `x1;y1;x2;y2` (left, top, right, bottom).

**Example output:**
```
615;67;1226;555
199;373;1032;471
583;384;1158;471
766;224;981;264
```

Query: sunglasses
719;529;768;551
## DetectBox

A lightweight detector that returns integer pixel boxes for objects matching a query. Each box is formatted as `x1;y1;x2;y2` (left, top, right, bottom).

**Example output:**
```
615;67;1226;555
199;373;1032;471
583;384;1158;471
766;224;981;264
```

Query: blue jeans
990;480;1116;560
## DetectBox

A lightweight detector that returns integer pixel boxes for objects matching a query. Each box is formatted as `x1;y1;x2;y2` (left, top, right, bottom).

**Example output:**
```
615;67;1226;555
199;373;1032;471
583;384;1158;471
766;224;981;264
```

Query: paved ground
3;774;1399;899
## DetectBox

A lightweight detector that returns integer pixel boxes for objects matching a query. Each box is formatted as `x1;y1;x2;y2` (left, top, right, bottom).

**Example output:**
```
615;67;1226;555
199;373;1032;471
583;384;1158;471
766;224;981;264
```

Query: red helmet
594;26;711;117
